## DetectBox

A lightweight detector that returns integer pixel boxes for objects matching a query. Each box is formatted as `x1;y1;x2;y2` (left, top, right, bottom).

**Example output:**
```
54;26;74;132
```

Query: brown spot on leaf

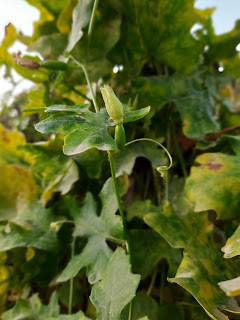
105;25;114;33
206;162;223;171
5;23;12;36
2;130;10;144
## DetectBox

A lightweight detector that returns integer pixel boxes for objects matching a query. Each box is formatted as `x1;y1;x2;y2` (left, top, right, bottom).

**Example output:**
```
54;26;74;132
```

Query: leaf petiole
50;220;125;245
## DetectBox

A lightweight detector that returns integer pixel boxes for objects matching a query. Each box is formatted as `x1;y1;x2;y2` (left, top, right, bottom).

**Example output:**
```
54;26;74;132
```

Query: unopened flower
100;85;123;125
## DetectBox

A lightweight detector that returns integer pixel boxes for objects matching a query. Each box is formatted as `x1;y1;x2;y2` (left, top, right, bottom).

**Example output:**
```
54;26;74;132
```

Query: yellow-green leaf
219;276;240;297
144;200;240;320
222;225;240;258
0;201;58;252
0;253;12;314
0;24;18;65
0;164;38;220
0;124;32;165
185;153;240;220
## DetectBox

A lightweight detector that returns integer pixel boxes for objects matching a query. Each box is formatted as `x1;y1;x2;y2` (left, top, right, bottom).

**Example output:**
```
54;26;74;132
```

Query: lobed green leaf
90;247;140;320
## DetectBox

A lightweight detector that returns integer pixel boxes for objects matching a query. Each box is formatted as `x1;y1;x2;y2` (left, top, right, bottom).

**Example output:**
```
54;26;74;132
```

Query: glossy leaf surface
36;104;150;155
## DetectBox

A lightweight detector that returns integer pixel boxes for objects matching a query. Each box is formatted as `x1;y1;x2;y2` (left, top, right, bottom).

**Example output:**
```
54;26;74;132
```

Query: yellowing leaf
222;225;240;259
22;143;79;205
25;247;35;262
144;200;240;320
23;87;47;115
185;153;240;220
0;124;32;165
0;24;18;65
219;276;240;297
0;164;38;220
119;0;206;74
0;201;58;252
57;0;78;35
0;253;12;314
42;159;78;205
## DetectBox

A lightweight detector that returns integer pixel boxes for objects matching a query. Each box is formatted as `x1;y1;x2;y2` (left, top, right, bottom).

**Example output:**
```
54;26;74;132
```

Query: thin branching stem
165;124;171;201
108;150;132;320
68;237;76;314
152;167;161;206
72;87;92;102
88;0;100;38
147;266;158;296
125;138;173;170
70;55;99;113
160;263;166;305
108;151;125;225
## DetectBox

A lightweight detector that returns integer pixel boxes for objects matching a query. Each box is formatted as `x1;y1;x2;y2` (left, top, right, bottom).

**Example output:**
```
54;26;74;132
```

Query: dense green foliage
1;0;240;319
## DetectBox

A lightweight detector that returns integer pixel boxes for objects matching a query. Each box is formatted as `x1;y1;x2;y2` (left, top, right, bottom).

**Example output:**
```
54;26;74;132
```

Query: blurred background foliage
1;0;240;319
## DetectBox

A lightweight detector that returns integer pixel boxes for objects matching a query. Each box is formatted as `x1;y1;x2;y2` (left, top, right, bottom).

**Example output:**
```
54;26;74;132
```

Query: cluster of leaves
1;0;240;319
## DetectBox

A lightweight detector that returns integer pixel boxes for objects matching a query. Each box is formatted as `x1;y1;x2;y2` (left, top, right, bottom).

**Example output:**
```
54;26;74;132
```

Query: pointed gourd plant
2;0;240;319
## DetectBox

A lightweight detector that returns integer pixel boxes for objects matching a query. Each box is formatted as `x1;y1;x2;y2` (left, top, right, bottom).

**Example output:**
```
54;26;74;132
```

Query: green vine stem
107;151;131;257
70;56;99;113
170;119;187;179
152;167;161;206
72;56;130;252
147;266;158;296
160;263;166;305
72;37;133;317
128;301;133;320
88;0;100;38
68;236;76;315
125;138;173;173
72;87;92;102
165;124;171;201
108;150;132;320
108;151;125;223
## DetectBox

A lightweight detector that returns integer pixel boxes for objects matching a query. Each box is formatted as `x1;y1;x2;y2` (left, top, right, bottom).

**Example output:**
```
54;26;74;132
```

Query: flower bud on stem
101;85;126;150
